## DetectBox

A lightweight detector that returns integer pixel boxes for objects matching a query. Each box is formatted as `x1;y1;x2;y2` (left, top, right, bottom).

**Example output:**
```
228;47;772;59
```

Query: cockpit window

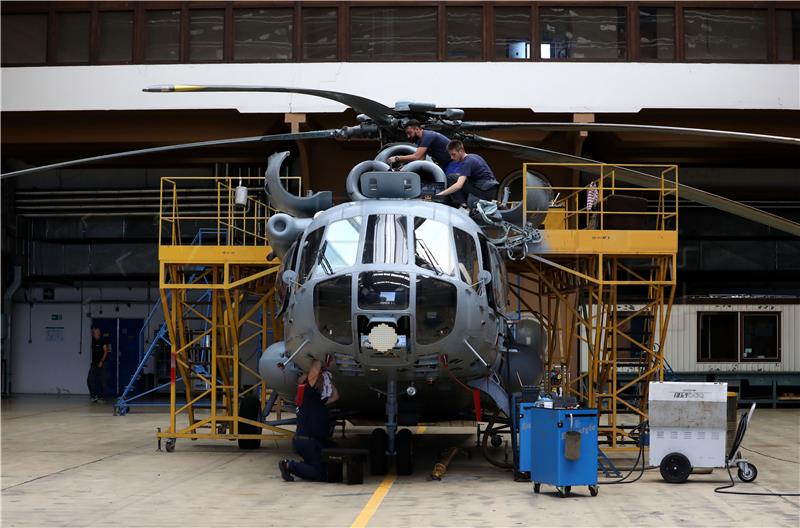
413;217;455;276
362;214;408;265
299;227;324;281
300;217;362;281
453;228;480;288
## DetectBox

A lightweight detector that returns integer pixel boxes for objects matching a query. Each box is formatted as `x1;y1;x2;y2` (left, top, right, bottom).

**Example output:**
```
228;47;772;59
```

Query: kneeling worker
279;359;339;482
436;140;499;208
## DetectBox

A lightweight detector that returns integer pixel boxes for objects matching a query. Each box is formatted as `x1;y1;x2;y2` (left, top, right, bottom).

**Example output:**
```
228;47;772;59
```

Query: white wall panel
2;63;799;114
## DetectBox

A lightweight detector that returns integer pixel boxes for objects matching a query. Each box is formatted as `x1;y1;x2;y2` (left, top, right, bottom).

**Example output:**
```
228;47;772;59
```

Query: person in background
388;119;453;173
87;326;109;403
436;140;500;208
279;359;339;482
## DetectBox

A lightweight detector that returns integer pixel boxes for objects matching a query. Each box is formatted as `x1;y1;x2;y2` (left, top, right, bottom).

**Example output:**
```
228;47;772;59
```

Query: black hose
599;421;648;485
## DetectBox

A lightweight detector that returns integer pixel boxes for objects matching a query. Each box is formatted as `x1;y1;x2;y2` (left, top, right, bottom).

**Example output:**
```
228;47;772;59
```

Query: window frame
682;5;771;64
141;5;183;65
95;8;136;65
348;2;440;63
537;3;629;63
1;2;799;67
696;310;782;363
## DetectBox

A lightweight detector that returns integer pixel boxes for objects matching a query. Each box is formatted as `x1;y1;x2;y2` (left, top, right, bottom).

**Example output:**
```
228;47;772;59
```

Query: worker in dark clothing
437;139;500;208
87;326;110;403
279;359;339;482
387;119;453;173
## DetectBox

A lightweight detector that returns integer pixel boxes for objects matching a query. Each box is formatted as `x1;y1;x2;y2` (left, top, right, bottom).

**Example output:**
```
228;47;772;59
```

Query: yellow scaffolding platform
509;163;678;450
156;176;292;447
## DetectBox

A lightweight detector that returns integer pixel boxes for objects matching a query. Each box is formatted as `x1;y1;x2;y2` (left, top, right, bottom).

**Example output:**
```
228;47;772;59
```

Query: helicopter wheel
395;429;414;475
369;428;389;475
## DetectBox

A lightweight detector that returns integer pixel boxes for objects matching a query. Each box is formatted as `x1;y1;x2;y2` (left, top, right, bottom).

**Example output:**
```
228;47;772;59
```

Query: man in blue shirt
387;119;452;173
279;359;339;482
436;140;500;208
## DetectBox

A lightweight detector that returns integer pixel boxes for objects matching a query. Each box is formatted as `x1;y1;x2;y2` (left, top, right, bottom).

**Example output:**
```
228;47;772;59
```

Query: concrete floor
2;395;799;527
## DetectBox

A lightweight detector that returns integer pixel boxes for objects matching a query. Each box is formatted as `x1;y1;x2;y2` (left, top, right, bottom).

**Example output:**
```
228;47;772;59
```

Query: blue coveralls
288;381;336;481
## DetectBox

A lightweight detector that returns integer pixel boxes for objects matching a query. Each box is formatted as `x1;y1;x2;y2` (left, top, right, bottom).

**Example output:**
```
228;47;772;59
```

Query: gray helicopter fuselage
259;198;510;419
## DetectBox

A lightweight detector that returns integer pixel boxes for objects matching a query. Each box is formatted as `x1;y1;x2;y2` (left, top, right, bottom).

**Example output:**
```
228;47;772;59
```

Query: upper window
1;13;47;65
190;9;224;62
447;7;483;60
55;12;90;64
310;217;363;278
350;7;437;61
684;9;767;61
495;7;530;59
145;10;180;62
303;7;337;61
541;7;627;60
363;215;408;265
777;10;800;61
453;228;480;288
414;218;455;276
235;8;293;61
638;7;674;61
98;12;134;63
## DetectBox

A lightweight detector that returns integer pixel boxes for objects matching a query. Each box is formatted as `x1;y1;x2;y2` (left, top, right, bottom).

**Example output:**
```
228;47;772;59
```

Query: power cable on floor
740;446;800;465
714;464;800;497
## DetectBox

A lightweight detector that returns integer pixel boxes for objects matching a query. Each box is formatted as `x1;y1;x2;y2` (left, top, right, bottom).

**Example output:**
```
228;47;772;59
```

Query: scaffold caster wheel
589;485;599;497
737;462;758;483
165;438;176;452
533;483;541;494
660;452;691;483
557;486;568;498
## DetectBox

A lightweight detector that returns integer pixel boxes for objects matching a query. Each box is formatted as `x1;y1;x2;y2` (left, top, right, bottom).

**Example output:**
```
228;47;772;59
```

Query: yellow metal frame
508;163;679;450
156;176;291;444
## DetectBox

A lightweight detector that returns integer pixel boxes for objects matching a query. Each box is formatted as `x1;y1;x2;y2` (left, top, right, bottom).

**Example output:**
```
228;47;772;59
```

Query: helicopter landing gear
369;379;415;475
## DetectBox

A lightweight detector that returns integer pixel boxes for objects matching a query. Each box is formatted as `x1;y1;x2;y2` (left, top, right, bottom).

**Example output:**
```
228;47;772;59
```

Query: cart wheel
589;485;599;497
533;483;541;494
660;452;691;483
165;438;176;453
737;462;758;483
557;487;567;498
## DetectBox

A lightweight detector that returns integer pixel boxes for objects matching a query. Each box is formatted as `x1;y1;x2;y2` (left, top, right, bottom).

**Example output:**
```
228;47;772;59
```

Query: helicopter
3;85;799;476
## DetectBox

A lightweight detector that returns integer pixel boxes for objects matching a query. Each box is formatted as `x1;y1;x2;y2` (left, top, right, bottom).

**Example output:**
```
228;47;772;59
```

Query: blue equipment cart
519;405;599;497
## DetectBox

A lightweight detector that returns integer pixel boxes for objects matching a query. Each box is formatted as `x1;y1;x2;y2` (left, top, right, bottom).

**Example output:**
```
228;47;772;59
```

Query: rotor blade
458;122;800;147
1;129;341;179
145;84;399;126
468;135;800;237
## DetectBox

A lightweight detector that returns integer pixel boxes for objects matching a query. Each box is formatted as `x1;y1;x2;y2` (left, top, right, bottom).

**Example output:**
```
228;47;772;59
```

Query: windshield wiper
415;238;443;275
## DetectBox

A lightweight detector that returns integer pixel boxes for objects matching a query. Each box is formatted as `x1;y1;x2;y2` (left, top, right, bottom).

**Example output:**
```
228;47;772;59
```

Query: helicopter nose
368;323;398;353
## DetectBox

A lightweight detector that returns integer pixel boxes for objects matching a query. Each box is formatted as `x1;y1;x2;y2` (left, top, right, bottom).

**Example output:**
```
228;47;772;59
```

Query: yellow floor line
351;426;426;528
351;473;396;528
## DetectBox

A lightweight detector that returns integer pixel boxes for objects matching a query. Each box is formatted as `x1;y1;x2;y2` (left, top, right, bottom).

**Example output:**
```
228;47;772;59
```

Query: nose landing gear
368;379;415;475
